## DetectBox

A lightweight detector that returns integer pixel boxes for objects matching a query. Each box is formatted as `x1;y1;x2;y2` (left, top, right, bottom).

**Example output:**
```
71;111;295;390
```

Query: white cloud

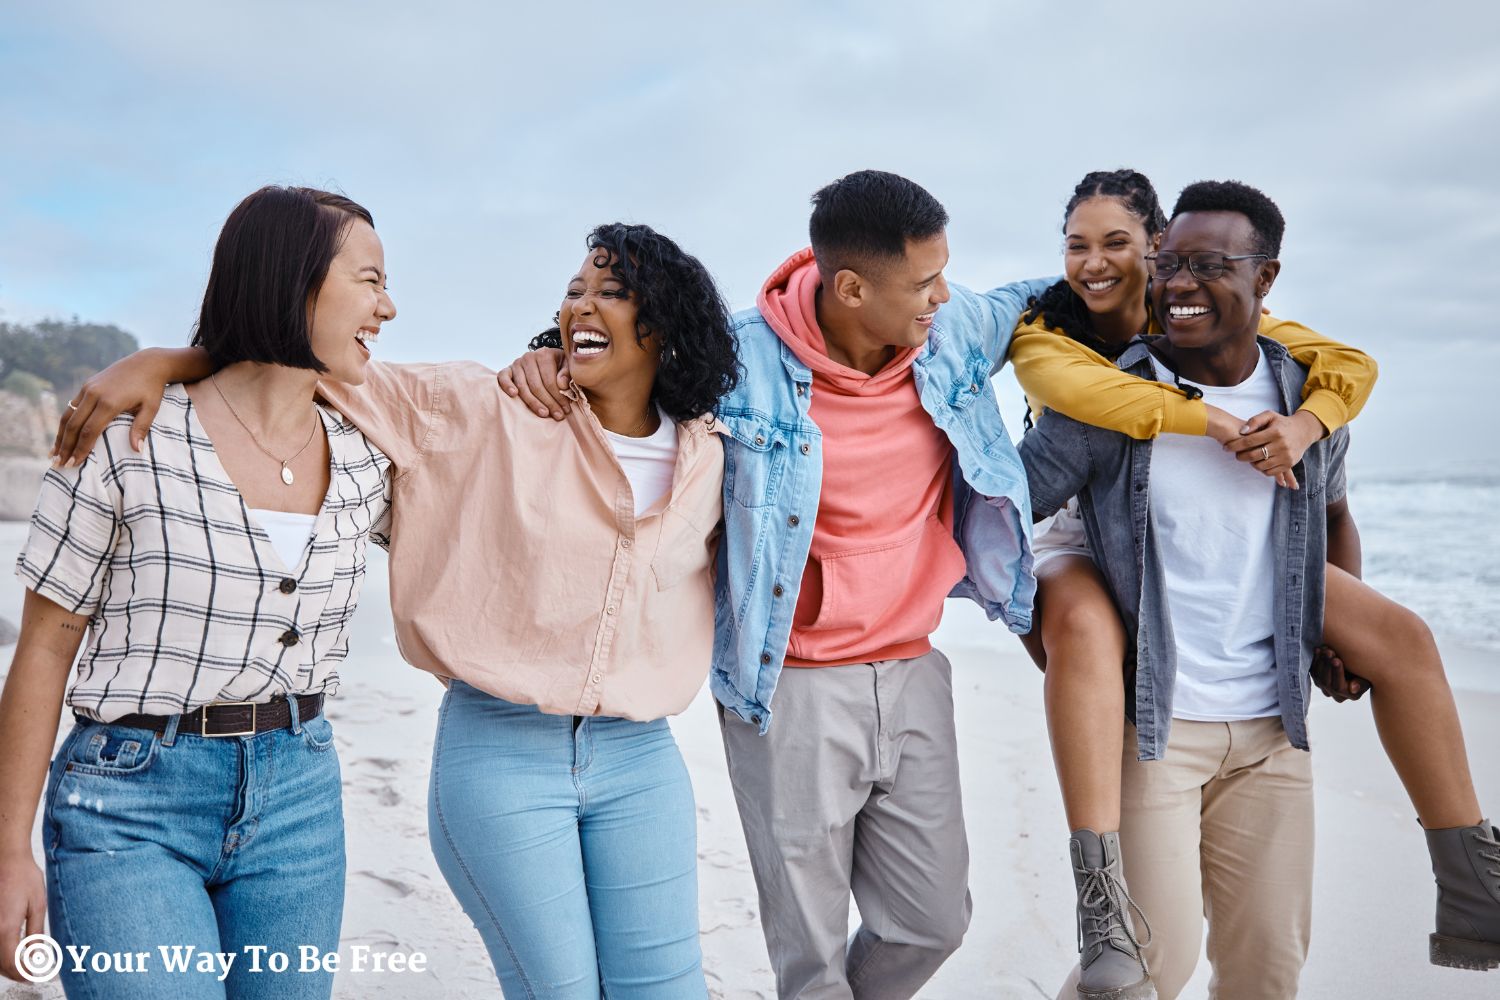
3;0;1497;472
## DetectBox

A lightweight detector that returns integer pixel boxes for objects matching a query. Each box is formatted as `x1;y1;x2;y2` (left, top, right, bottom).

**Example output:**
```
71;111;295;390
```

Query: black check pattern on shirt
16;385;392;722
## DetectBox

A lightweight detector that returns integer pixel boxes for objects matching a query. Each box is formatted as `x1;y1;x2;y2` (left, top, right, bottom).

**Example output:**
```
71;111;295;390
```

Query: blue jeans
428;681;706;999
42;702;345;1000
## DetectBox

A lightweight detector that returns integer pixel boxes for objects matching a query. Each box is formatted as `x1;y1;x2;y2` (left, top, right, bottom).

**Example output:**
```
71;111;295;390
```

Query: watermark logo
15;933;63;983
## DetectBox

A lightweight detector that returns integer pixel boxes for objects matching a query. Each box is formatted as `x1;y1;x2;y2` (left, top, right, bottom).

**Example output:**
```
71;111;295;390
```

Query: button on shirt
320;362;725;721
16;384;392;722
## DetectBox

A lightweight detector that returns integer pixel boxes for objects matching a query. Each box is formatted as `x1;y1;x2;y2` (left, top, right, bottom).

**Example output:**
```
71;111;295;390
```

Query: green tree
0;318;139;410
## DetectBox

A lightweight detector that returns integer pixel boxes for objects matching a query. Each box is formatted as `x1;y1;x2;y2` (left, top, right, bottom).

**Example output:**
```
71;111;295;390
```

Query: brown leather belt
80;694;325;738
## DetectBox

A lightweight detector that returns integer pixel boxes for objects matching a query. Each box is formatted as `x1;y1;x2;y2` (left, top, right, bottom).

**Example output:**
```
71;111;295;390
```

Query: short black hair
528;223;739;422
192;185;374;372
1171;180;1285;258
808;170;948;278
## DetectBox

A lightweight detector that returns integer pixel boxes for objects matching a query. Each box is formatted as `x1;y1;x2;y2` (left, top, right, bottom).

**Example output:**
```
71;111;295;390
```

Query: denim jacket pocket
652;504;715;590
722;417;788;509
945;350;992;412
1300;456;1329;499
62;724;161;777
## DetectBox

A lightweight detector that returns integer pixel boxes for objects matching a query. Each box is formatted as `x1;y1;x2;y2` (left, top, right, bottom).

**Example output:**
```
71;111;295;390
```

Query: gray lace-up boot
1071;829;1156;1000
1426;819;1500;971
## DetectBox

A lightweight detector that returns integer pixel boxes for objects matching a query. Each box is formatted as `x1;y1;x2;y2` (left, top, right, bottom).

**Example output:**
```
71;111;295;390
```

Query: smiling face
850;231;952;350
560;248;661;396
1151;210;1278;354
1065;196;1154;320
307;219;395;385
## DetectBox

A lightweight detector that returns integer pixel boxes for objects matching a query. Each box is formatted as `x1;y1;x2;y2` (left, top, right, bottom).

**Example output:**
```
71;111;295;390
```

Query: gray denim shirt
1018;336;1349;761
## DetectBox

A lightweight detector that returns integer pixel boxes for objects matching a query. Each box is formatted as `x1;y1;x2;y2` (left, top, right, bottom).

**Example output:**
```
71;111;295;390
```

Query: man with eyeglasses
1020;179;1346;997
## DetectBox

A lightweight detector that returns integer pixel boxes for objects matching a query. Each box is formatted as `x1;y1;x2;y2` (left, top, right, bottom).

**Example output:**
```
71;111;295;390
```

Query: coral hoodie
758;248;967;666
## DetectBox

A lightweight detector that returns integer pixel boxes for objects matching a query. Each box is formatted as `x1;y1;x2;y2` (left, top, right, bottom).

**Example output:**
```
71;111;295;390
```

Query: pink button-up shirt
321;361;724;720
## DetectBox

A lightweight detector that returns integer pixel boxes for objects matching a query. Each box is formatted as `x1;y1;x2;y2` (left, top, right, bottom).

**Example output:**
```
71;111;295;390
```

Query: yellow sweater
1009;312;1378;438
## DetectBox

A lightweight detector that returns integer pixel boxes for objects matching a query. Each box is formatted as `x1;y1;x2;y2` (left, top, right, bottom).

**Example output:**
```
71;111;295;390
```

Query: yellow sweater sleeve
1009;315;1379;440
1009;317;1207;439
1256;314;1378;434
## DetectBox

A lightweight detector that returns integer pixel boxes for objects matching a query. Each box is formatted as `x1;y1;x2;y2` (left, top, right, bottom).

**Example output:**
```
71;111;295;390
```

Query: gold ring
1260;446;1270;462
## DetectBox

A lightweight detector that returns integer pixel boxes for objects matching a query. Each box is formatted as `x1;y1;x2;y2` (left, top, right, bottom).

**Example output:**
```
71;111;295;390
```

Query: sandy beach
1;532;1497;999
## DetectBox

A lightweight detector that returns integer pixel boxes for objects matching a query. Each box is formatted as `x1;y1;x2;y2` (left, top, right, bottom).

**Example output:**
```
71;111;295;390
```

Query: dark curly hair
1172;179;1284;258
1020;169;1166;360
528;223;739;422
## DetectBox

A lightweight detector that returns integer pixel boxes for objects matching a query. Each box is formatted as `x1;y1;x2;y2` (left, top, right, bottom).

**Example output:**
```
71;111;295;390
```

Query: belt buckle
201;701;257;738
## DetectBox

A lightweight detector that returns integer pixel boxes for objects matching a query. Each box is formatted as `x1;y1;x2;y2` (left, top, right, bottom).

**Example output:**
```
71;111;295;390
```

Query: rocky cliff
0;388;56;520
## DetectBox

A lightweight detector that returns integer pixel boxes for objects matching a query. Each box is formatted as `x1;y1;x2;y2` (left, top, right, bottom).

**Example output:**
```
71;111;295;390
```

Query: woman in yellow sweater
1016;169;1494;997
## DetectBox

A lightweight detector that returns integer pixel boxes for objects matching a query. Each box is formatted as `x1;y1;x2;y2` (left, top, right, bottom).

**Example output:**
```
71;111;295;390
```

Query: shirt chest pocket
722;418;789;509
1299;449;1329;498
651;505;716;590
942;351;1004;448
944;351;992;412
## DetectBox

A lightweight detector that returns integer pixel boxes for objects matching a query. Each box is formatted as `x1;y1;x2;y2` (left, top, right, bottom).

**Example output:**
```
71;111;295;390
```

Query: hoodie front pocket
800;514;958;633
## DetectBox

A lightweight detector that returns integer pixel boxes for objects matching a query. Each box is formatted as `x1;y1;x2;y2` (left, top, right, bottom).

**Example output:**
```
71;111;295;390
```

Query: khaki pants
718;649;971;1000
1120;716;1315;1000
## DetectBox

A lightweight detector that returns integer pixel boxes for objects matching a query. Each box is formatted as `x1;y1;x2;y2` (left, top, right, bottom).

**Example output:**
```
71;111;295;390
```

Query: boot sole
1430;933;1500;971
1077;981;1158;1000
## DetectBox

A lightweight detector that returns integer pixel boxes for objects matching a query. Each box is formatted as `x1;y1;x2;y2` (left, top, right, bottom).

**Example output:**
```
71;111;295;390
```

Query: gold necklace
210;375;319;486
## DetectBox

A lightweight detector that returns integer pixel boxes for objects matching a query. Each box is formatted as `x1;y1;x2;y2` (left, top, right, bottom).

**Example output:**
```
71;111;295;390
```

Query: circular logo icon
15;933;63;983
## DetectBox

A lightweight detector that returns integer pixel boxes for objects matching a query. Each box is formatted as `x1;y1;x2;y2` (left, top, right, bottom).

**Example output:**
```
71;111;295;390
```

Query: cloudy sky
3;1;1496;478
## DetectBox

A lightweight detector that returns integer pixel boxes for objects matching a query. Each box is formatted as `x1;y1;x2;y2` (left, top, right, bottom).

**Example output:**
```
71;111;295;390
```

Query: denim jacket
711;277;1056;732
1018;337;1350;760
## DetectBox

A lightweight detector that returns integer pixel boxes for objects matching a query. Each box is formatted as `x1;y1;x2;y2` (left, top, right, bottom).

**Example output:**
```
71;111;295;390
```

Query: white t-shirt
604;408;679;517
249;508;317;571
1148;350;1281;722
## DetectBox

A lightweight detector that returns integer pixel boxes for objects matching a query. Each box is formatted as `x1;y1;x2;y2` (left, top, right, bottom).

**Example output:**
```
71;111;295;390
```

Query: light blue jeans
42;702;345;1000
428;681;706;999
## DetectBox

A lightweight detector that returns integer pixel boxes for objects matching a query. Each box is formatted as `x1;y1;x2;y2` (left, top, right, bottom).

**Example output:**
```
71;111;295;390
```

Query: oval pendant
281;465;295;486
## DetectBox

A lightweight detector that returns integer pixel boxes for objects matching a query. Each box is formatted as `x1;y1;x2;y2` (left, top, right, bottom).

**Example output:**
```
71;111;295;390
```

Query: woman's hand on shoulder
52;346;202;466
496;348;571;420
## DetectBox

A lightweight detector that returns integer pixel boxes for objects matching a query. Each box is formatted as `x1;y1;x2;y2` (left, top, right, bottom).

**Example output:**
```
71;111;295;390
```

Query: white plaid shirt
16;384;391;722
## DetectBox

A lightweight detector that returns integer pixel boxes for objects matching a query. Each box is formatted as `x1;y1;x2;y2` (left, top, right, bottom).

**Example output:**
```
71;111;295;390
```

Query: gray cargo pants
718;648;972;999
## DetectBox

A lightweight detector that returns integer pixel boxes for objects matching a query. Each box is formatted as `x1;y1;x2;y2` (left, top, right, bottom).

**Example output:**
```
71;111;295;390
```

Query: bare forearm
0;672;69;853
147;345;215;384
0;596;84;852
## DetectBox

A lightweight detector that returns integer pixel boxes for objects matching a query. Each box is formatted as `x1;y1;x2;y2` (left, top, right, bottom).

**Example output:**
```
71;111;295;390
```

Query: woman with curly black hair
47;221;738;999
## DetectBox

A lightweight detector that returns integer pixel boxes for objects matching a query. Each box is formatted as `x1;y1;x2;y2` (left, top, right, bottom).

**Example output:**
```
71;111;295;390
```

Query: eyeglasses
1144;251;1270;282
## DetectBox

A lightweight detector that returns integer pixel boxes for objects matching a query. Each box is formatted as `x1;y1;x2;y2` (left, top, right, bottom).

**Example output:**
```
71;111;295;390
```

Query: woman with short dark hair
0;185;396;998
40;221;740;998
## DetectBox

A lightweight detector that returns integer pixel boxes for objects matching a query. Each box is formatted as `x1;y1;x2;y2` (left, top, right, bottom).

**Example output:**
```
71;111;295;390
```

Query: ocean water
1;475;1496;690
939;473;1500;695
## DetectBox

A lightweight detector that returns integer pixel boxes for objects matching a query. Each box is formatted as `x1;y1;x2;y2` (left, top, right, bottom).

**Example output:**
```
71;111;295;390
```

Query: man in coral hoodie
709;172;1049;999
501;171;1051;999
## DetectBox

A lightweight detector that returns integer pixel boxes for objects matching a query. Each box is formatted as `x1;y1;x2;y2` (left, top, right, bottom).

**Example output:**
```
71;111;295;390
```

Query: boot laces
1076;863;1153;962
1474;827;1500;880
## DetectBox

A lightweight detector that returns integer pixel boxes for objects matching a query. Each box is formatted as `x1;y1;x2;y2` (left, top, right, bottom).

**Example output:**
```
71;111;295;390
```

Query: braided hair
1020;169;1166;360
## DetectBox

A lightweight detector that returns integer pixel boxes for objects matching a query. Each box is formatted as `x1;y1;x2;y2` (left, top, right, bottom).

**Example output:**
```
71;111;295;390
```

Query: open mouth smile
571;327;610;357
